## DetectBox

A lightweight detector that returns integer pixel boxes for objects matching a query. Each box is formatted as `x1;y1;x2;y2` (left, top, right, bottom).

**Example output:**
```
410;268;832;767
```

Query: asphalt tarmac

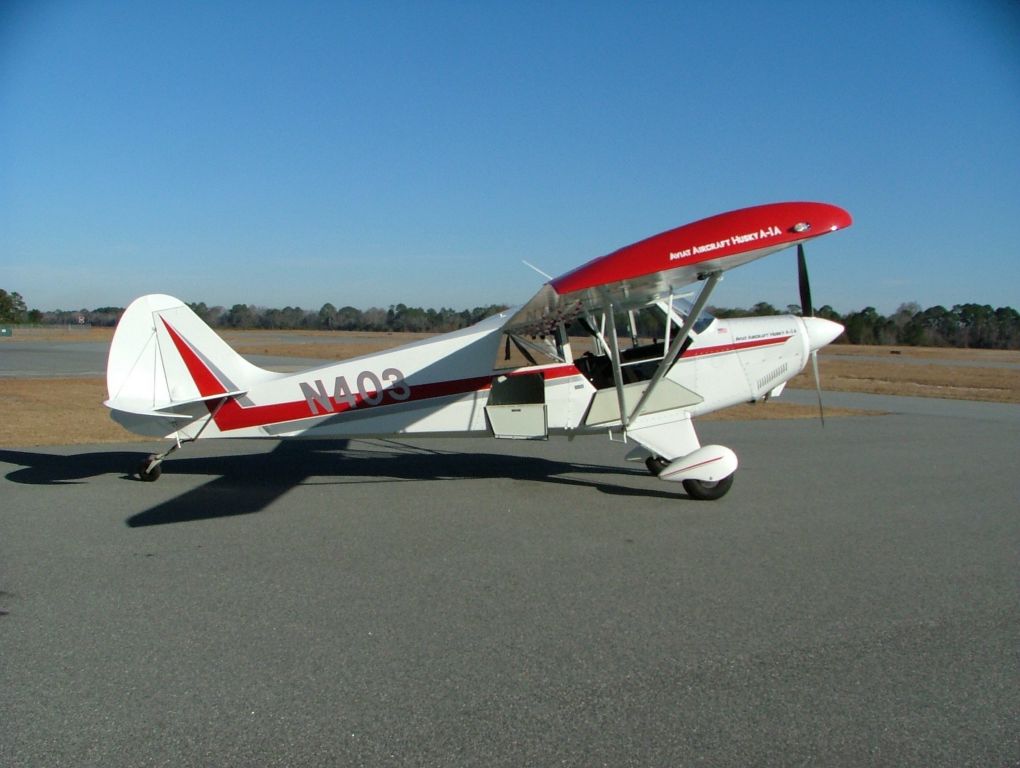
3;381;1019;767
0;341;325;377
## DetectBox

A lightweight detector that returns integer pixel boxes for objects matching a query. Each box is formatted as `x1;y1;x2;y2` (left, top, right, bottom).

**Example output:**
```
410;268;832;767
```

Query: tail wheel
682;473;734;501
137;455;162;482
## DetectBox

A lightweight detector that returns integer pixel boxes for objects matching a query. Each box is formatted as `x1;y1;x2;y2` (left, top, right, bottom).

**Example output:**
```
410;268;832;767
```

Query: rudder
105;294;273;436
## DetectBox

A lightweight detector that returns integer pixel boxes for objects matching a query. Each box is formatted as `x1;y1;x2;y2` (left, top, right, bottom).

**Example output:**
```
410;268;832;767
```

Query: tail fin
106;294;273;436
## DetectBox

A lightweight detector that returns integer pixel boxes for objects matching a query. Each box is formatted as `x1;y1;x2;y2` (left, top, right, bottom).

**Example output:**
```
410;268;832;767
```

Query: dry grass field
0;378;143;446
2;327;1016;446
790;348;1020;403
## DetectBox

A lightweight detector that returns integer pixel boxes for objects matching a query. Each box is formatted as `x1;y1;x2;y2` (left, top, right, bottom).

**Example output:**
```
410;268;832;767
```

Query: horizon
18;294;1017;319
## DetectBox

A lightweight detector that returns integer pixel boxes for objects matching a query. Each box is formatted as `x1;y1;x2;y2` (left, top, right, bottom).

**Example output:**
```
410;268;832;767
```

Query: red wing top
505;201;852;334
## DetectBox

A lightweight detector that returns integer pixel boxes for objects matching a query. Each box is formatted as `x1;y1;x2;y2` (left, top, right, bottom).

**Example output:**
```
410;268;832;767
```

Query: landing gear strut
137;455;163;482
133;398;227;482
135;439;181;482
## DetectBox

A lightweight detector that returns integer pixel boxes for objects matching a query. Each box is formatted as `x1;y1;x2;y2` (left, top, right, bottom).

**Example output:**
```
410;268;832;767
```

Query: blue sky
2;0;1018;314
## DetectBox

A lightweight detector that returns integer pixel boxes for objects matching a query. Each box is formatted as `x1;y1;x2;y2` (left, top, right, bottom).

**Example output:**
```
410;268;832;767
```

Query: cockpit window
672;298;716;335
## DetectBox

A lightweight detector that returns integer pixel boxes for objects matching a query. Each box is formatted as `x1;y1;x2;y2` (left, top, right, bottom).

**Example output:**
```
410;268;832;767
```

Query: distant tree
261;306;309;330
318;303;338;329
994;306;1020;349
749;301;778;316
0;289;27;323
188;302;215;324
89;307;125;327
336;306;363;330
17;293;1020;349
468;305;507;325
889;302;920;344
206;305;226;325
708;305;746;319
843;306;882;344
815;304;843;322
225;303;258;328
912;305;955;347
260;308;283;329
389;304;429;332
361;307;388;331
893;301;922;320
953;303;997;348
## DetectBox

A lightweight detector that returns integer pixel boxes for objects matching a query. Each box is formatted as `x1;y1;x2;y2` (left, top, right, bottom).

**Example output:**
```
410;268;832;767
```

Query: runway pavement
0;342;111;378
0;340;325;377
2;335;1018;764
2;391;1018;766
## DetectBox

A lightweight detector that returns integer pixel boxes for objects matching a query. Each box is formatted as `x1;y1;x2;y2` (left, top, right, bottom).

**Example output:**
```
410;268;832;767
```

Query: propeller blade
811;349;826;427
799;244;828;426
504;334;511;361
797;243;813;317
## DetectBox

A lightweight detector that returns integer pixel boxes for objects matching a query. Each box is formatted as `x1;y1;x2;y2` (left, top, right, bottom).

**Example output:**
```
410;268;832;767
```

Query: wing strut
626;271;721;426
601;294;631;429
662;290;673;351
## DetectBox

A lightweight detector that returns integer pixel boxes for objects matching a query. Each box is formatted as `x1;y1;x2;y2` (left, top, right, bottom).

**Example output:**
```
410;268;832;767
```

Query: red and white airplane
106;201;850;499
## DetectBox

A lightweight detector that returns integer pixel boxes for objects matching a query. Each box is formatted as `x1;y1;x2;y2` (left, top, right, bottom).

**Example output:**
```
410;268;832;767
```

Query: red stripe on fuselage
160;320;583;433
680;335;792;358
215;374;497;432
162;314;791;434
214;364;583;432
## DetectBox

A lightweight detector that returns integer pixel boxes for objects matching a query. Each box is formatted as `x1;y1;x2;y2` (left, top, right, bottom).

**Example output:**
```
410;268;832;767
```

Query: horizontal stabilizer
104;389;247;417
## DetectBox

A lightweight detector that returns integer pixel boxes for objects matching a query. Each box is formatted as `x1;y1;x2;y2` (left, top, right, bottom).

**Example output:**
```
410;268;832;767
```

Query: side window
693;314;714;334
672;297;715;336
493;333;562;370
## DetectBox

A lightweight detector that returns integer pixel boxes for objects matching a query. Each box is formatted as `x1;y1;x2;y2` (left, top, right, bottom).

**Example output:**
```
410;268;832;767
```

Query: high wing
504;201;852;336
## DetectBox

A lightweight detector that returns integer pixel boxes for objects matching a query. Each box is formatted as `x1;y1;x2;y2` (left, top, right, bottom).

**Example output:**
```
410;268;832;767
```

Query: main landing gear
645;455;735;500
680;474;734;501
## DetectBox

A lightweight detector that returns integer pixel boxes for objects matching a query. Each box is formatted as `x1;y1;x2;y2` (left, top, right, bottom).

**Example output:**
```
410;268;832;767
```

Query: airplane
105;201;850;500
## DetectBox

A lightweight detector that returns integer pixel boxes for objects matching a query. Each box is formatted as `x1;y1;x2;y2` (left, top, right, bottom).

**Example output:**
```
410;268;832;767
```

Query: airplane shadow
0;440;687;528
0;448;142;485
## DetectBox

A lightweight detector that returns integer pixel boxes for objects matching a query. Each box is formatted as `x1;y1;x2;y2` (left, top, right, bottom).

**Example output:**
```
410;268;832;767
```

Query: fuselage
171;310;829;442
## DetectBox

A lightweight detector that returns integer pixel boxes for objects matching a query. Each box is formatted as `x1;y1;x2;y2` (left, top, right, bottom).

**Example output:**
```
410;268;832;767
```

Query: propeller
797;244;812;319
797;243;826;426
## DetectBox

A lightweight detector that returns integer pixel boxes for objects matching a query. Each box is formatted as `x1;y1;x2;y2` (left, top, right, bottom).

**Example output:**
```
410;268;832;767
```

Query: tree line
0;292;509;335
709;301;1020;349
3;288;1019;349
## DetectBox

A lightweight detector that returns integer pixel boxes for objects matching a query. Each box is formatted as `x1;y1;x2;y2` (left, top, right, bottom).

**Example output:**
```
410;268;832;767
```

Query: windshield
672;297;716;335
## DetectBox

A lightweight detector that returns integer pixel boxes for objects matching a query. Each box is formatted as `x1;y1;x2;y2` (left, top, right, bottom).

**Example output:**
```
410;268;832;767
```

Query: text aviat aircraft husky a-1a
106;201;851;500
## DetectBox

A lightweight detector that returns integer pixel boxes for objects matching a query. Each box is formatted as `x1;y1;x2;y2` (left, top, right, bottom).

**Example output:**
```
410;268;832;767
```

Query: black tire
138;455;162;482
645;456;669;476
682;473;734;500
